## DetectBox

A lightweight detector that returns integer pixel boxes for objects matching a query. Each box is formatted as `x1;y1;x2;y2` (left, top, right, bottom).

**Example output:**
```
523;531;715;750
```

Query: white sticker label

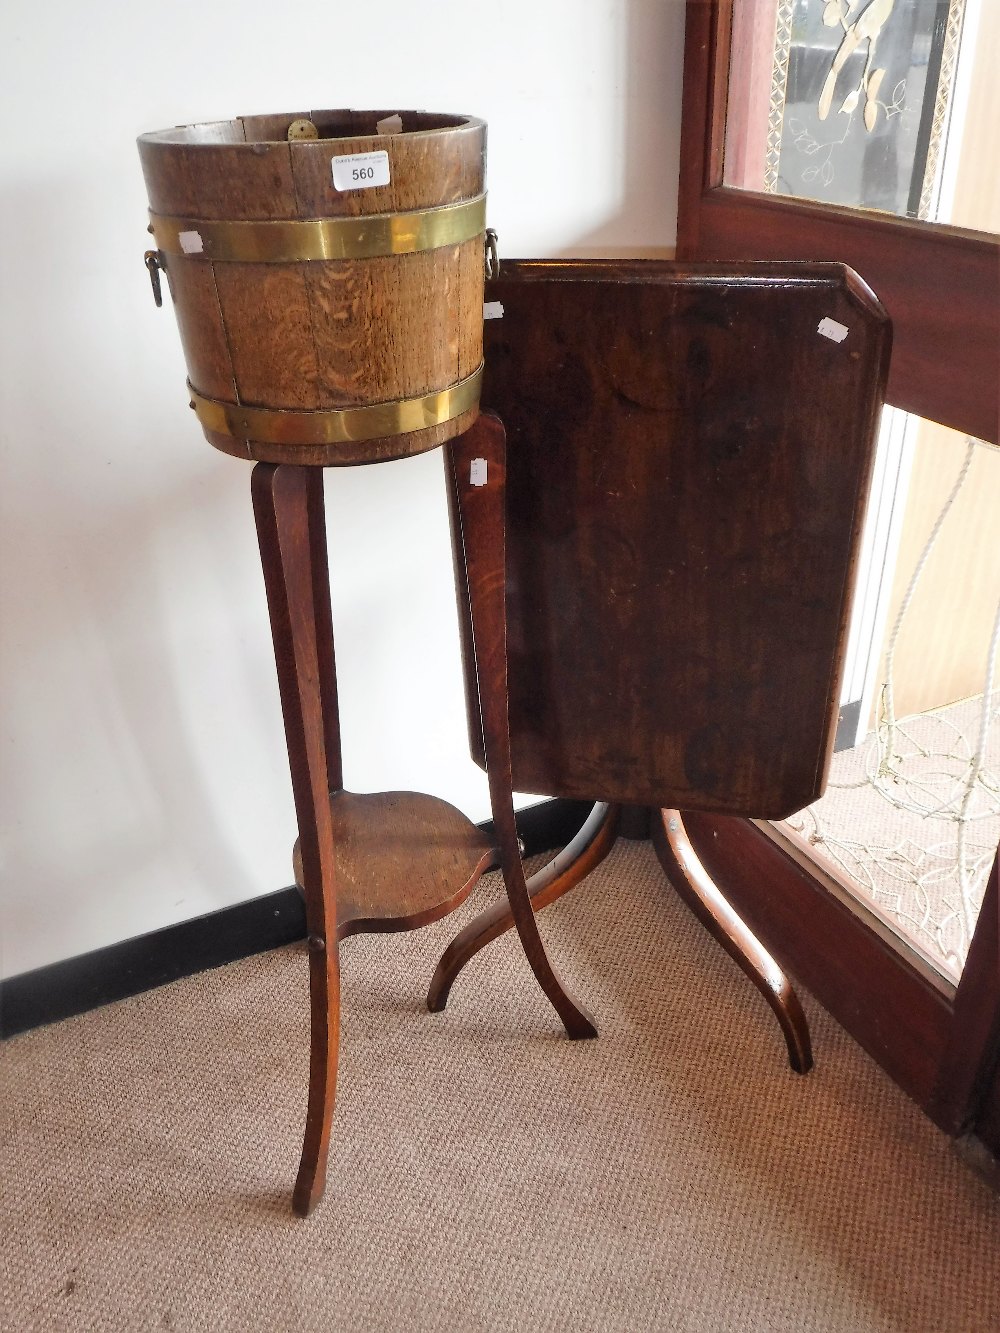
178;230;204;254
331;150;391;192
470;458;488;487
376;114;403;135
817;316;849;343
483;301;504;320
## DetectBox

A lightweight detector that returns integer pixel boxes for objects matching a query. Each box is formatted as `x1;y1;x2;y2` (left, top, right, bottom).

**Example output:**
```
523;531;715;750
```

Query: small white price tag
470;458;488;487
817;316;849;343
331;150;391;192
483;301;504;320
178;230;203;254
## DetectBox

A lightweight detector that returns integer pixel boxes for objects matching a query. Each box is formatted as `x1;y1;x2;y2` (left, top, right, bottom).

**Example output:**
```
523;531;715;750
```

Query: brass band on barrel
188;365;483;446
151;195;486;263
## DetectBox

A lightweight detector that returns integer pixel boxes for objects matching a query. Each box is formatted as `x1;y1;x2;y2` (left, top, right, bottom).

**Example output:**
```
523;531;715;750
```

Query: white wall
0;0;686;978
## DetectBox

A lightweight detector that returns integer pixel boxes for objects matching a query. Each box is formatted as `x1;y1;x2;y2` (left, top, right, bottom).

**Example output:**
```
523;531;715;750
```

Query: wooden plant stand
138;112;608;1215
252;413;596;1217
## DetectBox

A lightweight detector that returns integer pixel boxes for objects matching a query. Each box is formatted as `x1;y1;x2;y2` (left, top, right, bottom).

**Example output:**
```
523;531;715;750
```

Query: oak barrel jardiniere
138;109;487;465
137;111;600;1217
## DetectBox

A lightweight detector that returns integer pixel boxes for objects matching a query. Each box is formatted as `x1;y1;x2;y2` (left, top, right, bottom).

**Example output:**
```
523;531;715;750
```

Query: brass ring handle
485;228;499;280
144;250;165;306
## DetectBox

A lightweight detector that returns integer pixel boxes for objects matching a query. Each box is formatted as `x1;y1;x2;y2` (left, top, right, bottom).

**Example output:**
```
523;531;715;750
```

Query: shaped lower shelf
293;790;497;940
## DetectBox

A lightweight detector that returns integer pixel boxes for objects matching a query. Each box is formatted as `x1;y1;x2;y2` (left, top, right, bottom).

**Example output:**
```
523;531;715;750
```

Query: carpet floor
2;839;998;1332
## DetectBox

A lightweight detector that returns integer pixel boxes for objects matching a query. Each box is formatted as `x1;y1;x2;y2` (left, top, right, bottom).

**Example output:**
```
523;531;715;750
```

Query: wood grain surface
292;790;495;939
466;259;890;819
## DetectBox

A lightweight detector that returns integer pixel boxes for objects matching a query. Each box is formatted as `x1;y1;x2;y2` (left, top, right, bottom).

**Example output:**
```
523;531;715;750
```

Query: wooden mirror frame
677;0;999;445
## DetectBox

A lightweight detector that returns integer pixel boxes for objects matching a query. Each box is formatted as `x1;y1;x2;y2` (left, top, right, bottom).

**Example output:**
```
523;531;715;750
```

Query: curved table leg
446;415;598;1039
652;809;813;1074
428;801;621;1012
253;463;343;1215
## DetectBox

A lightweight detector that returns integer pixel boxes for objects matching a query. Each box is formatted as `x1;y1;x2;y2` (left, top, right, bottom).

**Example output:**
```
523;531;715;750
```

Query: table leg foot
428;802;620;1013
292;935;341;1217
653;808;813;1074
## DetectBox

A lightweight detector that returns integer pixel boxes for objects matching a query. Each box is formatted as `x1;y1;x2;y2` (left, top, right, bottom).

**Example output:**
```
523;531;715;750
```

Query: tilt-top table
430;259;890;1083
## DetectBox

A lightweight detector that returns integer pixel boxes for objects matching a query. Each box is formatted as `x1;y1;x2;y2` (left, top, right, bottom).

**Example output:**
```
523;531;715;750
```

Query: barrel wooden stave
160;257;237;403
306;243;478;403
288;124;484;219
141;140;298;220
212;262;320;410
237;112;312;142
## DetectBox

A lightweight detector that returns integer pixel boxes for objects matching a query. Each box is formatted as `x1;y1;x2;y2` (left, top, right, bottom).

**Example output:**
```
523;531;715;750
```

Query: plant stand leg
252;463;343;1215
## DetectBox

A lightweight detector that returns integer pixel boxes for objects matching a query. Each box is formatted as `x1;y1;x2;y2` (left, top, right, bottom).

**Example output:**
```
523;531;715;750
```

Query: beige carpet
2;839;998;1333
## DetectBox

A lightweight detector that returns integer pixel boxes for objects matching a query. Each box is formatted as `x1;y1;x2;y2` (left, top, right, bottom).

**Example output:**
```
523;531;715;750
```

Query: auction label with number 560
331;150;391;192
